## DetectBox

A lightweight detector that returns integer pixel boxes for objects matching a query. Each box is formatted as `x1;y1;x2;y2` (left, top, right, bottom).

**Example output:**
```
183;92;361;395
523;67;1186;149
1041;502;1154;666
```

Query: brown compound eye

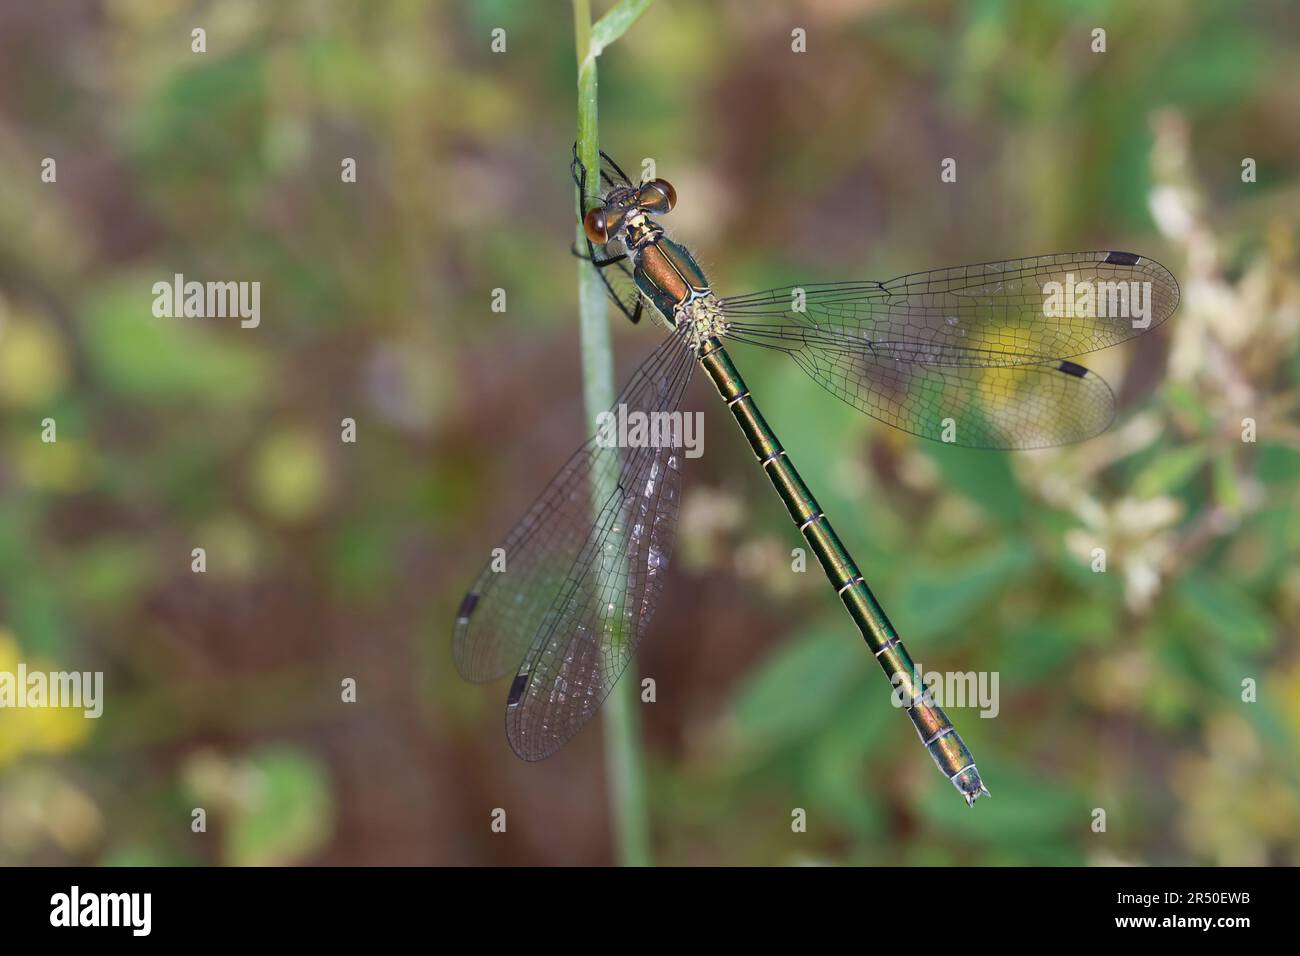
583;207;609;243
637;178;676;214
583;206;626;244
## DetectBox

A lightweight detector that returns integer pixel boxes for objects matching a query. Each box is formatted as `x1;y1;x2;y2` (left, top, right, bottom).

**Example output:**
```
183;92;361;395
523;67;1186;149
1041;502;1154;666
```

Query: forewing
598;150;636;190
720;251;1179;367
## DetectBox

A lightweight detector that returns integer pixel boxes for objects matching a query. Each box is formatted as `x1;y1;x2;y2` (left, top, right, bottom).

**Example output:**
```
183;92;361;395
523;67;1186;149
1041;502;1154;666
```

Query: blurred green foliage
0;0;1298;865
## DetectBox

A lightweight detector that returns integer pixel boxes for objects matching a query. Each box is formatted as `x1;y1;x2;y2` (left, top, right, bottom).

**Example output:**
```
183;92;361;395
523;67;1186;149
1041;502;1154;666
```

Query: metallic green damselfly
454;147;1179;806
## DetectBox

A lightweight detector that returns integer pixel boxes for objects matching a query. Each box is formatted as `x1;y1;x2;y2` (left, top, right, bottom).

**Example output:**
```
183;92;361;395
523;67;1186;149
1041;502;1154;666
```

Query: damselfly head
584;179;677;245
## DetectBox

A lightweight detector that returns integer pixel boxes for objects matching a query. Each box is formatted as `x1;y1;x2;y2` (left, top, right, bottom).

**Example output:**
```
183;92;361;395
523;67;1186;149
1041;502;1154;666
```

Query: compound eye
583;206;626;244
583;207;609;244
637;178;676;214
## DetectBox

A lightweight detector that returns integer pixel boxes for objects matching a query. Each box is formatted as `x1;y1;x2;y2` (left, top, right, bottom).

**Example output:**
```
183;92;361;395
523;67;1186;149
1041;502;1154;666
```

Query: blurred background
0;0;1298;866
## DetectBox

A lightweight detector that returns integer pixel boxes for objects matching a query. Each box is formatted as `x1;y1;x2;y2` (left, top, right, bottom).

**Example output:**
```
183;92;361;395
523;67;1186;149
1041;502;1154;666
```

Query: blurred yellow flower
0;312;70;408
248;427;331;524
0;630;95;769
16;436;97;494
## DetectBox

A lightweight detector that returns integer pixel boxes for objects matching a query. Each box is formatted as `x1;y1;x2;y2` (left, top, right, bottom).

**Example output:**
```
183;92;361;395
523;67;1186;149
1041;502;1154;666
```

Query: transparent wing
720;251;1179;368
598;150;636;191
716;251;1177;449
756;340;1116;448
453;326;694;759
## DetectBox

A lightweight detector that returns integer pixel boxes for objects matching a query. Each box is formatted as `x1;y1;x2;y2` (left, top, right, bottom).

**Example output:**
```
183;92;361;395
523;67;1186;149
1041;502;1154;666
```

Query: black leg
569;141;583;189
569;143;642;325
571;142;594;223
570;243;629;266
569;146;628;268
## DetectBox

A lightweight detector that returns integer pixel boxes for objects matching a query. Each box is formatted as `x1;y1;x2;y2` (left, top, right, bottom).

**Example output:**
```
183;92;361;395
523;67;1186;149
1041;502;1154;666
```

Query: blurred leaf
591;0;654;56
806;688;894;837
226;748;333;866
1176;569;1274;654
1212;451;1244;514
1000;620;1078;683
729;620;865;749
82;280;268;406
895;541;1035;643
101;846;177;867
128;50;267;194
1257;443;1300;486
331;519;395;601
1163;382;1215;432
8;575;68;657
918;761;1087;851
1151;29;1271;109
1133;442;1206;497
922;446;1023;524
66;538;156;612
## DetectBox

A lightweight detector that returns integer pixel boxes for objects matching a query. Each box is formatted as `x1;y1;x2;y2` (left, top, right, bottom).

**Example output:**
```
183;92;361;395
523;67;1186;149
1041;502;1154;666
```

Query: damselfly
453;147;1178;806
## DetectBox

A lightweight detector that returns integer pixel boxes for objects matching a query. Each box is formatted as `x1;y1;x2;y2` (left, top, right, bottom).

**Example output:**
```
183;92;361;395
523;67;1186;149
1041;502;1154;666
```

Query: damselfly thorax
583;175;727;346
